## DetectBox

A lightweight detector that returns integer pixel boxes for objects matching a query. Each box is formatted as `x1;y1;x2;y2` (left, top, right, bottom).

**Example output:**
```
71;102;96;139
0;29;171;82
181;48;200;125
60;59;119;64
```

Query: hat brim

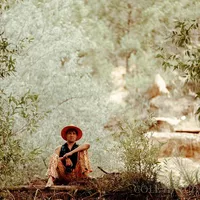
61;125;82;141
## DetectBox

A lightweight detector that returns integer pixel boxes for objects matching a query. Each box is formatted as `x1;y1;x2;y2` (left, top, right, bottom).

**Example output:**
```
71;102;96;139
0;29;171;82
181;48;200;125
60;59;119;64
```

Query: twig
82;191;100;199
33;189;39;200
42;157;48;168
175;129;200;134
6;189;15;200
97;166;109;174
50;191;75;199
56;95;90;109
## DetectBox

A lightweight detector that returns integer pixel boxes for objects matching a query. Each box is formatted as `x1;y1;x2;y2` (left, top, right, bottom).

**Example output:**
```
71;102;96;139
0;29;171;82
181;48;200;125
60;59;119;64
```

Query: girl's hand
60;152;73;160
65;158;73;166
64;152;73;158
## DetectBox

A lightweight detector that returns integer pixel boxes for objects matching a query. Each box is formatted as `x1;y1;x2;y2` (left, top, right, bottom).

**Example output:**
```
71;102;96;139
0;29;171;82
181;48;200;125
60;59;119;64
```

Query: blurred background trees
0;0;200;186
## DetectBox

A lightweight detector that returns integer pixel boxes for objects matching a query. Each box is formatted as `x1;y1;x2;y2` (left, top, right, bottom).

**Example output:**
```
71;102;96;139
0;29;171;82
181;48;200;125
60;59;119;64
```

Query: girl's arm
63;143;90;158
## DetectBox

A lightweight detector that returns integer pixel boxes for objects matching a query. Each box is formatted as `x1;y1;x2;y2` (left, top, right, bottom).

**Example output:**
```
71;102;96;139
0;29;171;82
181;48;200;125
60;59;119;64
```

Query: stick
175;129;200;134
97;166;109;174
0;185;84;191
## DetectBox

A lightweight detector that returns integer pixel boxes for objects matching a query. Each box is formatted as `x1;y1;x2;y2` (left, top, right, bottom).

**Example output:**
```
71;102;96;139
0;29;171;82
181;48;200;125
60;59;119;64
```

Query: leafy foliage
115;120;160;181
158;20;200;80
160;157;200;190
0;32;18;78
0;1;45;186
0;89;45;186
157;19;200;120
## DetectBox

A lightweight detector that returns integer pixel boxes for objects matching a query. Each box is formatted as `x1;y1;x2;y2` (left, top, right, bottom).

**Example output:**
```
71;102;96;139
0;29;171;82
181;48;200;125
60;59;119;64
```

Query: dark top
59;143;79;169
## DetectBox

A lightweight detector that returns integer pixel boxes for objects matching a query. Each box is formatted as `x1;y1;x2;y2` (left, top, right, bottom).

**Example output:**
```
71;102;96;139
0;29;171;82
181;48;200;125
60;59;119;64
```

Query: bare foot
45;176;54;187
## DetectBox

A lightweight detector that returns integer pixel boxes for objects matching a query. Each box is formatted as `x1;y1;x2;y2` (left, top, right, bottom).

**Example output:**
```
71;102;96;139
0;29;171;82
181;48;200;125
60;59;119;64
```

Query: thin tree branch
97;166;109;174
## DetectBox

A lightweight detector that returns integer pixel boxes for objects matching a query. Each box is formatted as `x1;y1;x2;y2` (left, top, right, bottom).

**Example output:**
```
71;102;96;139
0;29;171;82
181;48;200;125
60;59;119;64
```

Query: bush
0;90;45;186
0;30;44;186
117;120;160;180
96;119;163;198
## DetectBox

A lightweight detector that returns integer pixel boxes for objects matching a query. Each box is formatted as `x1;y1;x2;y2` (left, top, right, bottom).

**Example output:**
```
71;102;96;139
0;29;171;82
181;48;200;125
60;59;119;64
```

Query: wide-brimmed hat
61;125;82;141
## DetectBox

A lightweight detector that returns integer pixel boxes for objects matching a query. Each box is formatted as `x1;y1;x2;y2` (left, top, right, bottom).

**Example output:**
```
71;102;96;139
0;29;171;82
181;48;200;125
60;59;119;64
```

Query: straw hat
61;125;82;141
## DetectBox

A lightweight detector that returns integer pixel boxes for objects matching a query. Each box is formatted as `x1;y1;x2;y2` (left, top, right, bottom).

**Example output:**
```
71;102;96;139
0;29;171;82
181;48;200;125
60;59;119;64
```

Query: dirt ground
1;173;200;199
0;175;185;200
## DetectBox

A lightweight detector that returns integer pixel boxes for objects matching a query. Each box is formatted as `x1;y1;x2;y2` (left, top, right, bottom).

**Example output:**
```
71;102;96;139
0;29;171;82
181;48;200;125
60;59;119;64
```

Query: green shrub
91;120;172;199
0;90;44;186
0;30;44;186
117;120;160;181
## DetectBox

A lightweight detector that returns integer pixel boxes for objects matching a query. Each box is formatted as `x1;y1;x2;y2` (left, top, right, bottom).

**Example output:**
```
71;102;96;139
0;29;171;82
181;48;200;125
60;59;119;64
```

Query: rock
147;132;200;160
109;66;128;104
149;95;197;118
109;87;128;104
149;117;180;132
145;74;170;100
111;66;126;88
129;64;137;73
